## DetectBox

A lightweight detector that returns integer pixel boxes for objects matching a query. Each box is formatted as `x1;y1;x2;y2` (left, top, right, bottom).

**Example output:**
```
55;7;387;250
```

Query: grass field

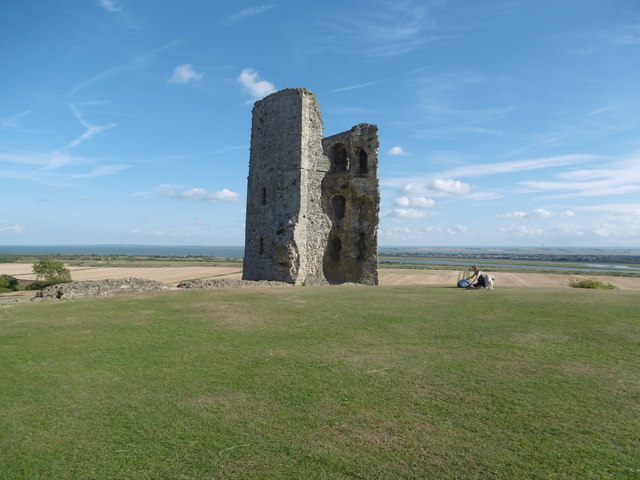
1;285;639;479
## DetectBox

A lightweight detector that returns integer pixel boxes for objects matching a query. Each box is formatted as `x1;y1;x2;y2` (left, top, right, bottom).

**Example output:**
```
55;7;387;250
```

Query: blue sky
1;0;639;247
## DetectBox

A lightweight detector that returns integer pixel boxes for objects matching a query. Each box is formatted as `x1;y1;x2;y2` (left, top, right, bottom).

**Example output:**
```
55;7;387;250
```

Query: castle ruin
242;88;379;285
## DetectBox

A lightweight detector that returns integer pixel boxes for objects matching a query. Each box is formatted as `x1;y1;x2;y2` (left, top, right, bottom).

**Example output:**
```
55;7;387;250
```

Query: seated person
466;265;486;288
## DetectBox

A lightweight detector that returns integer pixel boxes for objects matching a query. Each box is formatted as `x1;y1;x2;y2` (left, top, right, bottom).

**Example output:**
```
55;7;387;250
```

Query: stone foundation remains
243;88;379;285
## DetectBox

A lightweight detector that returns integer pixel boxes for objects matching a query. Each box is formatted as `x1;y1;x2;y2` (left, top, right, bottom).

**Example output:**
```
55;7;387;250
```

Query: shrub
0;275;19;292
32;258;72;285
569;278;616;289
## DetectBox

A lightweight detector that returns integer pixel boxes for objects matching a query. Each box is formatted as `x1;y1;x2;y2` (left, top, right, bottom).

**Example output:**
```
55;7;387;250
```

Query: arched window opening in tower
358;149;368;175
331;195;346;221
331;143;348;172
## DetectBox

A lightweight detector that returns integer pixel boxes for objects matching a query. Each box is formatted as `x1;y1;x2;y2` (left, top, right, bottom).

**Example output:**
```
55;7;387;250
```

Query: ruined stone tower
242;88;379;285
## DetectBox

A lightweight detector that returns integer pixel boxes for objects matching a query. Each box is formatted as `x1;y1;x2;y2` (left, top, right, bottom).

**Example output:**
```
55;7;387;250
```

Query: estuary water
379;257;640;274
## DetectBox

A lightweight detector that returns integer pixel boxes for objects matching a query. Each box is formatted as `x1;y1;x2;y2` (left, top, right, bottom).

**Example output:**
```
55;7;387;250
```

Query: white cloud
238;69;276;100
500;209;553;219
388;146;408;156
179;188;207;199
402;179;471;196
562;210;575;217
159;186;240;203
170;64;204;84
431;179;470;195
395;196;435;208
531;208;553;218
207;188;240;202
389;208;427;218
97;0;121;12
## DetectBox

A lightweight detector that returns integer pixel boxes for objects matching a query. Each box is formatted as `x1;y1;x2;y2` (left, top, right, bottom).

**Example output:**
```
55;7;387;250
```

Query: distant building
242;88;379;285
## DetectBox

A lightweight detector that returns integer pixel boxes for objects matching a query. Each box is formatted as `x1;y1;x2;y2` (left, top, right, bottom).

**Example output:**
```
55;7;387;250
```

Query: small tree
32;258;72;285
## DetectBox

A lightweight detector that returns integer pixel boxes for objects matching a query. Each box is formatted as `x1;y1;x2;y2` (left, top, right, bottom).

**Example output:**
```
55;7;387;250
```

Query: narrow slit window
261;187;267;205
358;149;368;175
259;237;264;255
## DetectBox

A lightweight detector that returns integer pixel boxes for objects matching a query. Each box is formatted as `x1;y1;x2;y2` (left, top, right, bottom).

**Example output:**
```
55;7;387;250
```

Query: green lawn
1;286;638;479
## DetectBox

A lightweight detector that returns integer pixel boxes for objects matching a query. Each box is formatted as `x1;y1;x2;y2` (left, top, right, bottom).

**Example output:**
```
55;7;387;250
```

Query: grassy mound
1;286;638;479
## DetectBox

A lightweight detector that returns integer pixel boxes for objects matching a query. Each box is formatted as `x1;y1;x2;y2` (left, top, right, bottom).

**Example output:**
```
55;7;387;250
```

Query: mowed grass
1;286;638;479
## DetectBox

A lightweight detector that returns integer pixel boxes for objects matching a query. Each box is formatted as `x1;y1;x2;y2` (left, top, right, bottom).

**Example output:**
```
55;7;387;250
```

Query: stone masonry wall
243;88;379;285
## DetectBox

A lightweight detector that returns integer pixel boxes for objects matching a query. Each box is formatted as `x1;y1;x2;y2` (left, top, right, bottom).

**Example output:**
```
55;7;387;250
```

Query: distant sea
1;245;638;258
0;245;245;258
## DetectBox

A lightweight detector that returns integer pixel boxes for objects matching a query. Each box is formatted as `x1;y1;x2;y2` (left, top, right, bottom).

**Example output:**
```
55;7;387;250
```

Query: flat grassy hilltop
1;286;638;479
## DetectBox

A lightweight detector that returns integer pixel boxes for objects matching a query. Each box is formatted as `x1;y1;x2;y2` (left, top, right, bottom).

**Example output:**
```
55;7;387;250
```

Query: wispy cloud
64;104;117;150
211;146;248;155
497;225;545;239
97;0;121;12
0;149;130;185
0;223;27;233
328;81;383;94
1;110;31;130
587;104;620;116
71;164;131;179
223;5;274;23
520;156;640;198
170;64;204;84
441;154;595;180
380;224;467;241
70;41;181;94
0;150;86;170
607;25;640;46
238;69;276;101
325;0;439;58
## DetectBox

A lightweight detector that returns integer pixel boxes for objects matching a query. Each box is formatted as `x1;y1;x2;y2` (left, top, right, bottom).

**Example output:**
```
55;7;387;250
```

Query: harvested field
1;263;639;292
0;265;242;284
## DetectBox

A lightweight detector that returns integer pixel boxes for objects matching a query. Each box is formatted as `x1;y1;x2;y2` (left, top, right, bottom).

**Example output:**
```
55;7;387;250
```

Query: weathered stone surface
177;279;292;289
243;88;380;285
